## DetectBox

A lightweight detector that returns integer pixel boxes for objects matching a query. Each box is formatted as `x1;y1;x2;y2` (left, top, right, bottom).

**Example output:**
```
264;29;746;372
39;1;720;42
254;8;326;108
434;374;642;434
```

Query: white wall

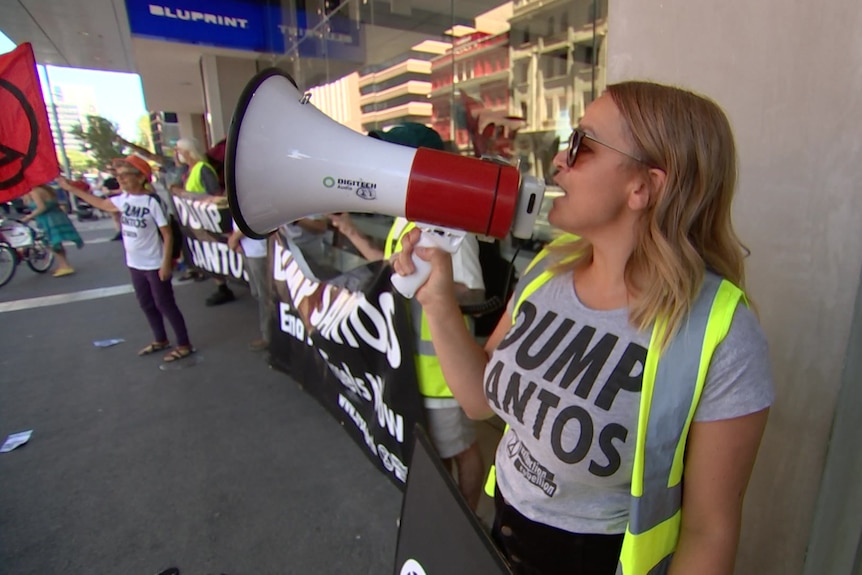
607;2;862;573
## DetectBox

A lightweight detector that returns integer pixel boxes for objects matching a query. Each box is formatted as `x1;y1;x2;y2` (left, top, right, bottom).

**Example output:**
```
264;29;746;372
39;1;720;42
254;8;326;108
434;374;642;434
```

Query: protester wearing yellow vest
391;83;774;575
175;138;236;306
328;124;488;511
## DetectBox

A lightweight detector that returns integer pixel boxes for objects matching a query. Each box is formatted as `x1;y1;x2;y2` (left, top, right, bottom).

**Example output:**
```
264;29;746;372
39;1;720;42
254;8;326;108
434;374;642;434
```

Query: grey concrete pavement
0;216;405;575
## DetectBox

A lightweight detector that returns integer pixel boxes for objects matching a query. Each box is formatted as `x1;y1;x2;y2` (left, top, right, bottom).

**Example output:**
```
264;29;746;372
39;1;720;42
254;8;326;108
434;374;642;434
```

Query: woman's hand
327;213;357;235
159;263;173;282
227;231;243;253
392;227;457;311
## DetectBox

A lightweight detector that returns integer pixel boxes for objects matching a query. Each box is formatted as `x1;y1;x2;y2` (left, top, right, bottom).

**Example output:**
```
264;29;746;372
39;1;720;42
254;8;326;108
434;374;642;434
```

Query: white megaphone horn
226;68;545;296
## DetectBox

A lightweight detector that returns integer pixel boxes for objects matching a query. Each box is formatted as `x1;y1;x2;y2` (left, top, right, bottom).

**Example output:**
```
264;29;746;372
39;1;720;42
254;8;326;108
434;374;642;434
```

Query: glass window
269;0;608;245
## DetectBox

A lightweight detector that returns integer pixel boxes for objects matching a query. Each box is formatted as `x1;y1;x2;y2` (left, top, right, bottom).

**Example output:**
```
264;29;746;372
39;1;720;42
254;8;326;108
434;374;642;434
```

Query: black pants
492;489;623;575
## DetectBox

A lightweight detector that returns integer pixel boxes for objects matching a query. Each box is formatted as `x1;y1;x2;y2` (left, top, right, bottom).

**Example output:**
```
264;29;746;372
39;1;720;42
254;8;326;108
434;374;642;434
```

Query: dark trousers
129;267;190;347
492;489;624;575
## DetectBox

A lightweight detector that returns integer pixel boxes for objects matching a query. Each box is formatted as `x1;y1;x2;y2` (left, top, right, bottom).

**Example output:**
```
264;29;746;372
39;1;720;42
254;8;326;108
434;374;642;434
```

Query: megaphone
226;68;545;295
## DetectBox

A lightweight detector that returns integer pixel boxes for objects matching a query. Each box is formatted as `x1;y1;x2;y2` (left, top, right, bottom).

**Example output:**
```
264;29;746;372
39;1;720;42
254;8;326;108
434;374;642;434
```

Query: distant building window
546;97;554;120
163;112;178;123
573;44;595;65
560;11;569;32
547;17;555;36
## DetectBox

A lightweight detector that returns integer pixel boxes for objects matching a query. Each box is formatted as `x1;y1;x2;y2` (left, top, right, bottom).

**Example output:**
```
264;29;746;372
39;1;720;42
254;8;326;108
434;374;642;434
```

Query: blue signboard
125;0;364;62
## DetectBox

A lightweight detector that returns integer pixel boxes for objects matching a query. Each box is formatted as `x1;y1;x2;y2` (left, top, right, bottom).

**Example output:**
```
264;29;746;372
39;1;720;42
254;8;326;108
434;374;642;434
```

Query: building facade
429;29;510;154
509;0;607;180
356;40;447;133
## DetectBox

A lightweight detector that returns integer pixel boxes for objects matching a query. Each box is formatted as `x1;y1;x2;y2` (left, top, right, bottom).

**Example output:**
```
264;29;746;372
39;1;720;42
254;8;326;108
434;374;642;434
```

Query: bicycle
0;217;55;287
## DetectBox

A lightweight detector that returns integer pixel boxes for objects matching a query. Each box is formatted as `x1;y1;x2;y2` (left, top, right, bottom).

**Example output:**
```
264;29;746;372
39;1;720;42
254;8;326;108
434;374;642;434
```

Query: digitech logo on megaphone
323;175;378;200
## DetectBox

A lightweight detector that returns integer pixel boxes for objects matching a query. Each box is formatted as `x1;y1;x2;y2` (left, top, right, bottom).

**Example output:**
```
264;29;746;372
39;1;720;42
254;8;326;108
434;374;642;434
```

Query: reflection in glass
265;0;607;246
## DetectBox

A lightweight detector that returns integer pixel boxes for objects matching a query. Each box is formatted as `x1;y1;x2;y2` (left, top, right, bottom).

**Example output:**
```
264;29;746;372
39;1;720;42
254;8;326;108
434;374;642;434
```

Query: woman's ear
628;167;667;211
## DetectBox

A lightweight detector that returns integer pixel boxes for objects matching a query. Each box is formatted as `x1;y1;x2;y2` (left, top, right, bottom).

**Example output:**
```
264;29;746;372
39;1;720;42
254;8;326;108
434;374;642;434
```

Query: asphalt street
0;216;406;575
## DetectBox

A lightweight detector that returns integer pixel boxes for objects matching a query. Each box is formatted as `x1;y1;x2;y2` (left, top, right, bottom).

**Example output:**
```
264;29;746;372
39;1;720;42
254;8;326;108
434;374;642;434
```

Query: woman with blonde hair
393;81;774;574
21;183;83;277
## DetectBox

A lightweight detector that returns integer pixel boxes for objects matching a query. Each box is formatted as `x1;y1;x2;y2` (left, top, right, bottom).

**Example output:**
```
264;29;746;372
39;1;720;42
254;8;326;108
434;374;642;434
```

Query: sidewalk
0;217;503;575
1;218;401;575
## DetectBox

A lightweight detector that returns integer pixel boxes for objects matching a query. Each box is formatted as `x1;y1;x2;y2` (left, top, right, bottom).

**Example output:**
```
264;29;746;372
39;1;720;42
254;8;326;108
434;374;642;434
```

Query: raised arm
58;177;118;213
327;213;385;261
394;226;506;419
115;136;172;166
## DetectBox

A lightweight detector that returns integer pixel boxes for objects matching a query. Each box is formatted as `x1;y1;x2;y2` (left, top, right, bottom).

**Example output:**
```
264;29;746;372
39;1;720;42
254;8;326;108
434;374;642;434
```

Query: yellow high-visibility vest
484;234;744;575
185;161;216;194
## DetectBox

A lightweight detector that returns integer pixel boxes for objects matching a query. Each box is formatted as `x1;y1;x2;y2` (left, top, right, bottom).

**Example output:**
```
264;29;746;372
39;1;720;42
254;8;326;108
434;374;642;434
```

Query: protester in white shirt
59;155;194;363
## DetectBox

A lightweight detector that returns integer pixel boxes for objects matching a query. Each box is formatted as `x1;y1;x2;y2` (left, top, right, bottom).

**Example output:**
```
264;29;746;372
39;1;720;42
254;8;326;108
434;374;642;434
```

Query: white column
200;54;258;146
607;3;862;574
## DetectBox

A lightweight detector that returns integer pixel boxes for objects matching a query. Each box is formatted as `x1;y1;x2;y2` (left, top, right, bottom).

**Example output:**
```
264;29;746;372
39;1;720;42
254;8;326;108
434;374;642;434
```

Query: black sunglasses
567;128;650;167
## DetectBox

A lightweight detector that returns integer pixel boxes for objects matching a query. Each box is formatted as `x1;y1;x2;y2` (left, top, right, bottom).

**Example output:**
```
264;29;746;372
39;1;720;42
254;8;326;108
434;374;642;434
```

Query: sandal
138;341;170;356
163;346;195;363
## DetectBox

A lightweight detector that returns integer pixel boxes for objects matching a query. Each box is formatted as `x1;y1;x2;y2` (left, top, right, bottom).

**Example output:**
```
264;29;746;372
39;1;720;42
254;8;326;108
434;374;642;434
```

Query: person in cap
20;182;84;277
328;123;487;511
59;155;195;363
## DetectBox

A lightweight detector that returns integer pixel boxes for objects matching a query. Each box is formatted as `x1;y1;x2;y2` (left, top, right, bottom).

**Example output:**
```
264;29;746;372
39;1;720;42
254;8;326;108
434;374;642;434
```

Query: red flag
0;43;60;202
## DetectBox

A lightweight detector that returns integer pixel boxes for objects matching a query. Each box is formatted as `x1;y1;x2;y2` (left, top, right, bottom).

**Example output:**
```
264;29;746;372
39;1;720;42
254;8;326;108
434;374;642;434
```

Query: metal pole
41;65;72;178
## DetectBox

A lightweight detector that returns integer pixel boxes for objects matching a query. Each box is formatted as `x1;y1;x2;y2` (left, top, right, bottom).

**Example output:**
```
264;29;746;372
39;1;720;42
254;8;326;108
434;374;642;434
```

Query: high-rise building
307;72;363;133
149;111;181;157
46;84;98;157
357;39;449;133
429;4;512;154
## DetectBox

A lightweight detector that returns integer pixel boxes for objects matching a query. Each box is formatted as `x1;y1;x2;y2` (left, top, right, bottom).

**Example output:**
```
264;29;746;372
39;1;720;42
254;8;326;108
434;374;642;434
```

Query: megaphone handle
390;255;432;299
389;226;465;299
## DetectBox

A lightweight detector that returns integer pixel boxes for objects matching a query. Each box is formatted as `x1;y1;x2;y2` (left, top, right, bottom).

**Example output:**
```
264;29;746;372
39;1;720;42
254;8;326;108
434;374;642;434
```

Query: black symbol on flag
0;78;39;190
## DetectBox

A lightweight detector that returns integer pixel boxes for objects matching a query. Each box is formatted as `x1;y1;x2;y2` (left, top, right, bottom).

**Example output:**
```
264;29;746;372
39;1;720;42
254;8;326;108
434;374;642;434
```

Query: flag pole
40;65;71;179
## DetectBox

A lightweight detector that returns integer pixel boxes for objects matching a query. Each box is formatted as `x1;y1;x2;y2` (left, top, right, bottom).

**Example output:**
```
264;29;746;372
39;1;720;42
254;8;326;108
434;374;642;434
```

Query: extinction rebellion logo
399;559;427;575
323;175;377;200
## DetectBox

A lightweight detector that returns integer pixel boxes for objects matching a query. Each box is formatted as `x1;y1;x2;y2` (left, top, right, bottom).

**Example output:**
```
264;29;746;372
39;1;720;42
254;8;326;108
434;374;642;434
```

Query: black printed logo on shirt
487;300;646;487
122;203;151;229
506;431;558;497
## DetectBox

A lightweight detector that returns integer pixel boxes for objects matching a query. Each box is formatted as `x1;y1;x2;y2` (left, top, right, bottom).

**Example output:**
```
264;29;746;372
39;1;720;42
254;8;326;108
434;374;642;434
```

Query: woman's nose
551;150;567;171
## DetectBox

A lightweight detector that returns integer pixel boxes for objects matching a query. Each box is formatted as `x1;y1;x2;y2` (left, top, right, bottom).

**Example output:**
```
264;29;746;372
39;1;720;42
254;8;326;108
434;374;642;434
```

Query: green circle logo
323;176;335;188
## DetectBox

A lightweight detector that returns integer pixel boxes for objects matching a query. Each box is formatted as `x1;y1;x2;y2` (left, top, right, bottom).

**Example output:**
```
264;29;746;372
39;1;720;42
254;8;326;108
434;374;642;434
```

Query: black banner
267;228;426;490
395;425;512;575
168;192;249;283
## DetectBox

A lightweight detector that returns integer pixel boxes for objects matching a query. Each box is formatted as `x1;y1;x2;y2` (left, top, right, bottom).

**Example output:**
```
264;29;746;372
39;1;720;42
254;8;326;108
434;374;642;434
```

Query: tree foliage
70;115;126;170
65;149;95;173
136;114;154;151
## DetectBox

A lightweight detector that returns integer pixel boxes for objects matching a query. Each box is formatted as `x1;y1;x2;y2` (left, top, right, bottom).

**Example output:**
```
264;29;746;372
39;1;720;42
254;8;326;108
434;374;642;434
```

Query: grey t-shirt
486;272;774;534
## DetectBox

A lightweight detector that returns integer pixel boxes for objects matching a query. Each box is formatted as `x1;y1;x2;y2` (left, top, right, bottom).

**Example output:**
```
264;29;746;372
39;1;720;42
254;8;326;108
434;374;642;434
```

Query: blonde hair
34;185;58;201
551;81;749;347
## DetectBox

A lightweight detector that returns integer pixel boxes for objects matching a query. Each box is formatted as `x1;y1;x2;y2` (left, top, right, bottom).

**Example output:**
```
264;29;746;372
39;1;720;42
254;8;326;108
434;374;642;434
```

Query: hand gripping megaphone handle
390;226;466;299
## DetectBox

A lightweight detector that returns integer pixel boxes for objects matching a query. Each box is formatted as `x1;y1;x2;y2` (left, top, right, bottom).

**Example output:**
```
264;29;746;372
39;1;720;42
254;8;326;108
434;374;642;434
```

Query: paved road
0;216;404;575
